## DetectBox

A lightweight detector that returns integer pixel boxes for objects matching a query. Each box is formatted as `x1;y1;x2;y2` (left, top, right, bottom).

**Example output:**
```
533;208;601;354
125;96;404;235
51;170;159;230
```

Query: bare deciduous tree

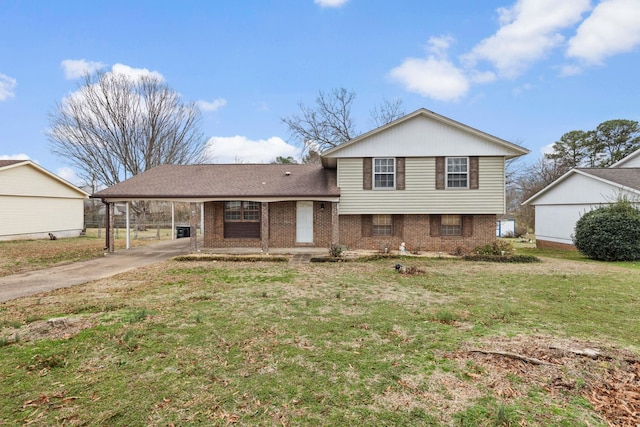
281;88;405;159
48;70;206;187
510;158;569;232
281;88;357;154
370;98;405;128
48;70;206;229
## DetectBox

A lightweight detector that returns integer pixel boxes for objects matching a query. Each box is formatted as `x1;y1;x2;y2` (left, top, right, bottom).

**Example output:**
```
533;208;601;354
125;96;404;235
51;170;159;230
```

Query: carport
92;163;340;254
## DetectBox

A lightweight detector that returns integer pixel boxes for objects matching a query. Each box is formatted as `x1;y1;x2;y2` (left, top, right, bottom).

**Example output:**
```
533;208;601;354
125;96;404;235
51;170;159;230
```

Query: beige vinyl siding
0;163;87;239
0;195;85;238
0;164;84;198
337;157;505;214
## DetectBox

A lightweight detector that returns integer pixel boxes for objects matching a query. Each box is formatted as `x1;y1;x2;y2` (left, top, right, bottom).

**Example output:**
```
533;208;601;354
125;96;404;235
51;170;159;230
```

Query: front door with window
296;201;314;243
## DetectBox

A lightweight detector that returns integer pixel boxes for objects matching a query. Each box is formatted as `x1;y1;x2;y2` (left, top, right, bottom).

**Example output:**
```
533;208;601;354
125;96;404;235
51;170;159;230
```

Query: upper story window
224;201;260;222
374;158;395;189
446;157;468;188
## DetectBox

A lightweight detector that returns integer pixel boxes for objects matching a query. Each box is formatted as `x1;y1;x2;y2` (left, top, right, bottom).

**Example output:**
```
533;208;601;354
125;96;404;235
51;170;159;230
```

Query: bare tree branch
370;98;405;128
281;88;358;154
47;70;206;187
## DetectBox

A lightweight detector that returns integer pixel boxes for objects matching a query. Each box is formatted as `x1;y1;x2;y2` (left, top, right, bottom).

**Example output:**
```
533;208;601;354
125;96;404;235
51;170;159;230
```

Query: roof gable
321;108;529;167
0;160;89;198
610;148;640;168
523;168;640;205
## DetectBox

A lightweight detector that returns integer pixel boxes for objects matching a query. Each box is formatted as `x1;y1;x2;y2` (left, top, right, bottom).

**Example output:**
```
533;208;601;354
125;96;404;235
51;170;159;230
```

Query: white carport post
171;202;175;240
200;203;204;236
125;202;130;249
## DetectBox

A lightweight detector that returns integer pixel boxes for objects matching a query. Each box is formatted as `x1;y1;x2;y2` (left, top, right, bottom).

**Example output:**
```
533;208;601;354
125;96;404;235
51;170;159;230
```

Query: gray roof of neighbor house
575;168;640;190
92;163;339;201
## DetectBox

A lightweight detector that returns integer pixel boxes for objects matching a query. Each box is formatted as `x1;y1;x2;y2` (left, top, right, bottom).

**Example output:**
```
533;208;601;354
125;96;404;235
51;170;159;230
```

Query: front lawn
1;256;638;425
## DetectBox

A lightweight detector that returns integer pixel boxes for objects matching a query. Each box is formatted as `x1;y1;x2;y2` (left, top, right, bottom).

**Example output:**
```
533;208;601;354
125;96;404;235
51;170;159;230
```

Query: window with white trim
441;214;462;236
374;158;395;189
446;157;468;188
372;214;393;236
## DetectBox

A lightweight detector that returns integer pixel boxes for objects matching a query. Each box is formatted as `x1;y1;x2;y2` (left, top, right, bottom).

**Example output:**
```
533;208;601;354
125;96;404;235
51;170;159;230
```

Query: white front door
296;201;314;243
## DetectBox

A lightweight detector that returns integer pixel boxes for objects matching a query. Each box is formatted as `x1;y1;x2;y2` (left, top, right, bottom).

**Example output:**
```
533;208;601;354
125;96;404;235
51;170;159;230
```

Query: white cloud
196;98;227;112
389;0;599;101
389;57;469;101
541;143;555;155
56;167;82;185
314;0;349;8
389;36;470;101
0;73;17;101
203;136;301;163
110;63;164;82
567;0;640;64
463;0;591;78
60;59;106;79
0;153;30;160
559;64;583;76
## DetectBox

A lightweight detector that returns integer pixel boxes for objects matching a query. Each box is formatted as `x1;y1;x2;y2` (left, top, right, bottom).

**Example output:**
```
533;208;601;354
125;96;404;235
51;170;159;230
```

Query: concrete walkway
0;239;328;303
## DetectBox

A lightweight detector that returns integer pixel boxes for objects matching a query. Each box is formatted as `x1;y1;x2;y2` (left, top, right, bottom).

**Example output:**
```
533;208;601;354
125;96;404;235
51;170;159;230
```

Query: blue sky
1;0;639;184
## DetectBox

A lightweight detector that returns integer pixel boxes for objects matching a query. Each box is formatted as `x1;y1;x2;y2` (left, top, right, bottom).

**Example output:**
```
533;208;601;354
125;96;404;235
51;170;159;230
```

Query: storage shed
0;160;89;241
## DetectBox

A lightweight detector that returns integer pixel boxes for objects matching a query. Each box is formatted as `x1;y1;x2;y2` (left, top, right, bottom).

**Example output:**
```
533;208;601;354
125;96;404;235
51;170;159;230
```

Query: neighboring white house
0;160;89;241
523;150;640;249
496;218;516;237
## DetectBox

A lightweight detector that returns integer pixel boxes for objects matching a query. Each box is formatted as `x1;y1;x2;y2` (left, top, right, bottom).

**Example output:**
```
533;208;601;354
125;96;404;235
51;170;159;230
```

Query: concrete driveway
0;238;194;303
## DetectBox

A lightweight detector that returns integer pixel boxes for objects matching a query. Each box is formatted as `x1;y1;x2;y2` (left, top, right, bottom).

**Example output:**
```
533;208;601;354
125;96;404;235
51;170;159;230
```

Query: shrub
474;240;514;256
329;243;344;257
573;199;640;261
463;254;540;263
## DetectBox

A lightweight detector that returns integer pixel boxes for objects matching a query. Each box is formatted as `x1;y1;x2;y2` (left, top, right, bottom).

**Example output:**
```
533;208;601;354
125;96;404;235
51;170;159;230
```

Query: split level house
0;160;89;241
92;108;529;252
523;148;640;249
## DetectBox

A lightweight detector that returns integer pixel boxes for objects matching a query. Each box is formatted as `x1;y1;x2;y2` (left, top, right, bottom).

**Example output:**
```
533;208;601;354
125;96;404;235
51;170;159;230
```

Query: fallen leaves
457;336;640;426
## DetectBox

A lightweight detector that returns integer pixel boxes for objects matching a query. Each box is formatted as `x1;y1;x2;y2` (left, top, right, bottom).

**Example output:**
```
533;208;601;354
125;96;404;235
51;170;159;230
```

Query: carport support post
108;203;115;253
171;202;175;241
189;202;197;253
200;203;204;236
125;202;130;250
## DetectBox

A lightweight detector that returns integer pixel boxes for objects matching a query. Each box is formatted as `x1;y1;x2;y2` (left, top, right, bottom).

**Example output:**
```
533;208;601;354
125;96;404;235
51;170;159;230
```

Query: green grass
0;257;638;425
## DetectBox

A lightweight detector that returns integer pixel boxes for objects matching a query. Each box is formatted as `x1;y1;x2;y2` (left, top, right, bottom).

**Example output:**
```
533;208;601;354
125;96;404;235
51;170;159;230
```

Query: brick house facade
338;214;496;253
203;201;335;249
93;109;528;253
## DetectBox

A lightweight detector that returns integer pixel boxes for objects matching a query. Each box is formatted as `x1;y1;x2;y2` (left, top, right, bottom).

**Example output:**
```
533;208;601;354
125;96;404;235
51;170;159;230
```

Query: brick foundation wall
536;239;577;251
339;214;497;253
203;201;333;249
204;202;496;252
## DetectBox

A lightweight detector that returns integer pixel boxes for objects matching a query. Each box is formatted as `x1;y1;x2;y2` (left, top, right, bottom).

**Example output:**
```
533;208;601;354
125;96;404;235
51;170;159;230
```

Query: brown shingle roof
92;164;339;200
576;168;640;191
0;160;28;168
